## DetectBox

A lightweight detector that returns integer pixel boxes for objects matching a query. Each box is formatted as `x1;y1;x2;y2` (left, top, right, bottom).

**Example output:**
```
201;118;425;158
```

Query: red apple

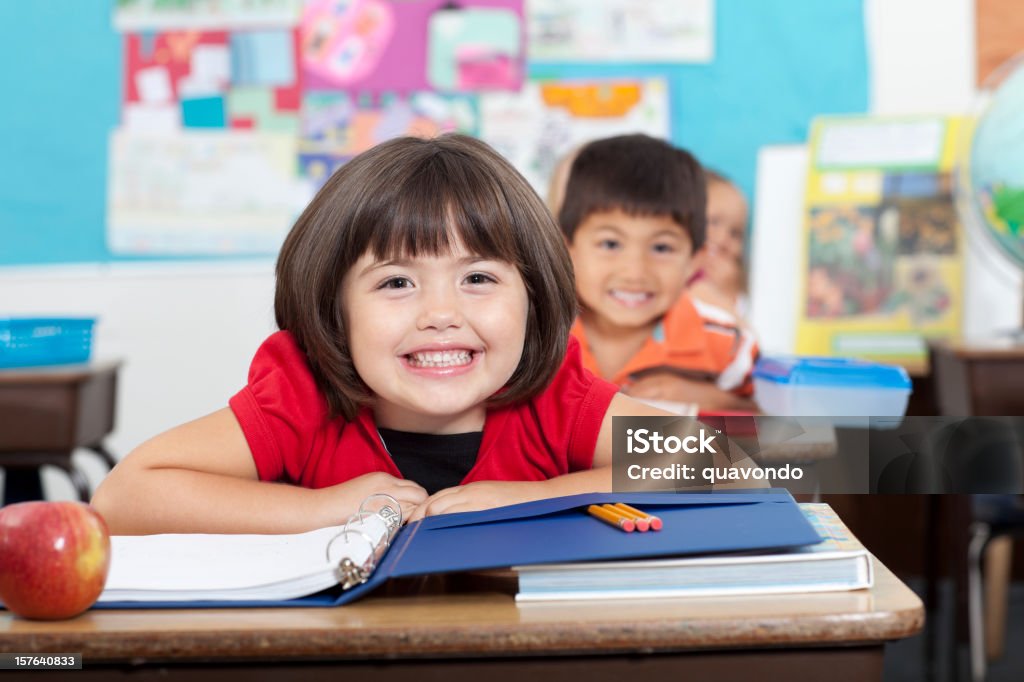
0;501;111;620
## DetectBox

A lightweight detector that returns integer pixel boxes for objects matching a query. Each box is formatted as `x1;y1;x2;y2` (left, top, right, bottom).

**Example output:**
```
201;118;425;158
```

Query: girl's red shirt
229;331;619;488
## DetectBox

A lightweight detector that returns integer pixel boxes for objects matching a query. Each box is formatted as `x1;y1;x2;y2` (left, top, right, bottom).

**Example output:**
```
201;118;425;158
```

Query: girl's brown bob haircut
275;134;578;422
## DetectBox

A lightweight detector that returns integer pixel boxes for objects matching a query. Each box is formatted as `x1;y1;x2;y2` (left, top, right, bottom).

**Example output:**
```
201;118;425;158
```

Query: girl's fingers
407;504;428;523
421;489;468;517
398;501;422;522
390;477;428;493
391;487;428;506
398;484;467;522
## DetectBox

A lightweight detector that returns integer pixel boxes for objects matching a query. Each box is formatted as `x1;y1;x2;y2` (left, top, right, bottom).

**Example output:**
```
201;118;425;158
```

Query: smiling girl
93;134;681;535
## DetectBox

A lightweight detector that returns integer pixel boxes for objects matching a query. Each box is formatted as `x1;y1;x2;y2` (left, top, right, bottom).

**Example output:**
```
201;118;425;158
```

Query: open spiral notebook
95;490;822;609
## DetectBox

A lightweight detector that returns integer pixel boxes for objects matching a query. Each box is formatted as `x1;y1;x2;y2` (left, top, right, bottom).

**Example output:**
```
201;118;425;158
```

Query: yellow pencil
613;503;663;531
602;504;650;532
587;504;635;532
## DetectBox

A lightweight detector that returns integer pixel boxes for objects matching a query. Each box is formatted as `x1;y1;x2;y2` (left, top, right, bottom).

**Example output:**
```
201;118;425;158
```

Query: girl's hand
407;480;545;522
323;472;428;527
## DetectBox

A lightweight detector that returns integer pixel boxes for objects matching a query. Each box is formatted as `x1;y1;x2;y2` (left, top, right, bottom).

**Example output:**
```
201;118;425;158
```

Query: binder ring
322;494;403;591
343;510;379;536
358;493;402;540
325;528;379;589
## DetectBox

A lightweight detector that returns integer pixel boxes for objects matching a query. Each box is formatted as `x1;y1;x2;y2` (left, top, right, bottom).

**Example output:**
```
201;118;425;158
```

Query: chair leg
967;522;990;682
1;468;45;504
86;443;119;470
58;464;92;503
924;496;941;681
983;536;1012;661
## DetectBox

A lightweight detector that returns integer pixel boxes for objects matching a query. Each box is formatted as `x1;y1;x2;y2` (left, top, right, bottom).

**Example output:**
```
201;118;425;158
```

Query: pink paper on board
300;0;523;94
456;49;518;90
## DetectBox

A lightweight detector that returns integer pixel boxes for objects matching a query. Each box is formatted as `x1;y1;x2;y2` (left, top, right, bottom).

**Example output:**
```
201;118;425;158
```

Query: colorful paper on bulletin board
300;0;524;94
298;91;479;189
122;29;301;133
114;0;302;30
527;0;713;63
478;78;670;197
107;130;305;255
795;116;965;367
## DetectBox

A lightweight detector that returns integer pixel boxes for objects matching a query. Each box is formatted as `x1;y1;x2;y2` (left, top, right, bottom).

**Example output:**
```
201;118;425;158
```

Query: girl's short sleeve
228;331;328;483
530;336;620;472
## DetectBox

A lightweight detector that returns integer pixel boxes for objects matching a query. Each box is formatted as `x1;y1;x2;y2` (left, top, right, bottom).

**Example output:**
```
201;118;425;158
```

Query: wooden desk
929;339;1024;415
0;361;120;503
0;557;923;681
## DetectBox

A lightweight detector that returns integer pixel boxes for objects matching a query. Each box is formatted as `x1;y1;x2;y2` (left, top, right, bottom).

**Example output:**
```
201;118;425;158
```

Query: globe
956;52;1024;272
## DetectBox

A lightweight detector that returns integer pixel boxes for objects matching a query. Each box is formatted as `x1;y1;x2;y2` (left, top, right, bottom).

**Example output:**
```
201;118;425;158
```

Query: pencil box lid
753;356;911;389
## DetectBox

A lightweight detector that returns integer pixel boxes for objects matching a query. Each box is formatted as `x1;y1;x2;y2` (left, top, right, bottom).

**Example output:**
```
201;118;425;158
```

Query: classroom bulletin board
0;0;868;266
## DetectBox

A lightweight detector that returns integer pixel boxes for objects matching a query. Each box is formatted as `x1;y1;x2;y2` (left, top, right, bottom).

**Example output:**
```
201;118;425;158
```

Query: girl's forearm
536;466;613;498
92;468;344;536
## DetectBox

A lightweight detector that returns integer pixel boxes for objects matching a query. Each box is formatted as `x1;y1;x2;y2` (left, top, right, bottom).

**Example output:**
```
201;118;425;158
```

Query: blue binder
97;490;820;609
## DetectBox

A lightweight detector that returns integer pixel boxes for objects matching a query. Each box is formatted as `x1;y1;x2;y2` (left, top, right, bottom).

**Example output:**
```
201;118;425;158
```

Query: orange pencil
587;504;635;532
613;503;663;531
602;504;649;532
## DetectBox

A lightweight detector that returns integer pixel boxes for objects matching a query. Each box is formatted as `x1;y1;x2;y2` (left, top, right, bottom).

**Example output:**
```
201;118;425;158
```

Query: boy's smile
568;208;694;333
341;239;529;434
608;289;655;308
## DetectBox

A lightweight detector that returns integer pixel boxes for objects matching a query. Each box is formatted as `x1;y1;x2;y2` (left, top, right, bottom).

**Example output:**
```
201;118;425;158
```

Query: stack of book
514;503;871;603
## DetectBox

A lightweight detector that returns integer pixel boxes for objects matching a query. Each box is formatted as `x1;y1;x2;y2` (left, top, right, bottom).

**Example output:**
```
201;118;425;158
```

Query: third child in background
546;144;579;217
559;135;758;412
689;169;751;320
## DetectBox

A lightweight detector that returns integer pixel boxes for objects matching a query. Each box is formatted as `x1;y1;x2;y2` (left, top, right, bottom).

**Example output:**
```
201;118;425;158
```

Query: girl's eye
379;276;412;290
597;239;621;250
652;243;676;254
465;272;497;285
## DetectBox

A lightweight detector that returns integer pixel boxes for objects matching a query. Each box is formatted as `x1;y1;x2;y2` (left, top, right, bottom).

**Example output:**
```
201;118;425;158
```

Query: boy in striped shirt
558;135;759;411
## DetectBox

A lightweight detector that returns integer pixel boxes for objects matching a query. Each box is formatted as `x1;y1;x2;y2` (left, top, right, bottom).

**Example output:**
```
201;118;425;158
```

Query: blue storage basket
0;317;96;368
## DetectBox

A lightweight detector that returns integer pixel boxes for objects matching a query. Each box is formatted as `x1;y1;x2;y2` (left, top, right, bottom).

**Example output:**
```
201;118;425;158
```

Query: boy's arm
623;372;759;412
599;391;764;490
91;407;426;535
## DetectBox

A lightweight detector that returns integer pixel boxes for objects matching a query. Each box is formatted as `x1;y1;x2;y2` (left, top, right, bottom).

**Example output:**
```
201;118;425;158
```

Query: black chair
968;494;1024;682
936;417;1023;681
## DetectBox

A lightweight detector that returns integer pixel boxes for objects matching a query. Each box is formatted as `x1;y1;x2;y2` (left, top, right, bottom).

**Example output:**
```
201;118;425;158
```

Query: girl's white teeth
407;350;473;367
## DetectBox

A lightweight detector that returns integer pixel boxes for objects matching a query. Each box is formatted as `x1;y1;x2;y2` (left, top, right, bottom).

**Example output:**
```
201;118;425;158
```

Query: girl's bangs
358;156;521;265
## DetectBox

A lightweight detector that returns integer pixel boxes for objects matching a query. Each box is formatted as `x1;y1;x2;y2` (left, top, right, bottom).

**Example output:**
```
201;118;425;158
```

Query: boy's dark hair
559;134;706;251
275;134;577;421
